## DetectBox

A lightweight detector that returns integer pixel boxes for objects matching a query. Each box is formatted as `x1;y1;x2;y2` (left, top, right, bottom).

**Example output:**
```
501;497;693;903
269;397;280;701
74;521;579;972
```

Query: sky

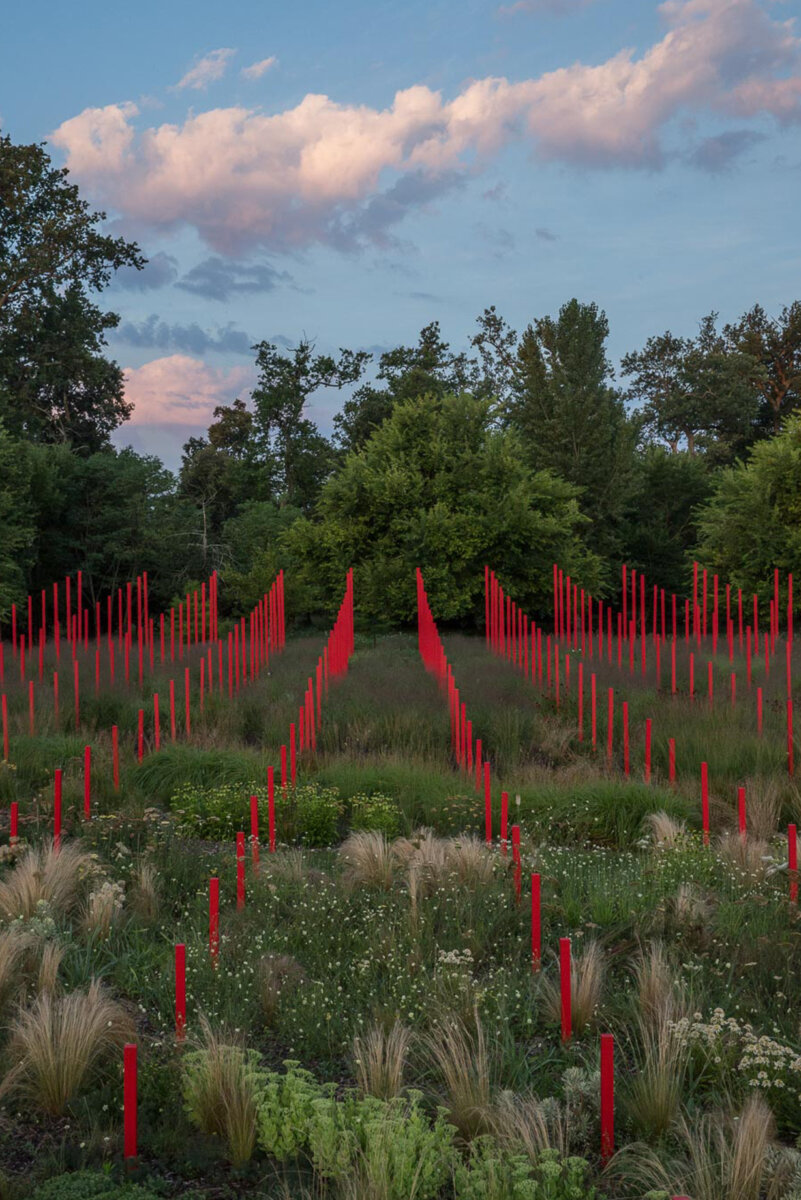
2;0;801;468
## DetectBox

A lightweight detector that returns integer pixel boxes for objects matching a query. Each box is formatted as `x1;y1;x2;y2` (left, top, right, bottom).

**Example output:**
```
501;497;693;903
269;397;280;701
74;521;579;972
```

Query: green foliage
456;1141;600;1200
348;791;401;838
257;1061;328;1160
0;419;34;618
284;391;600;626
695;413;801;612
30;1169;162;1199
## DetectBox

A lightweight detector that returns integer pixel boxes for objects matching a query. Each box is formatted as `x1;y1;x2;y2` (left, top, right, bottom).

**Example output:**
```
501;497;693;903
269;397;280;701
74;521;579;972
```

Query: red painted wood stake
668;737;676;784
500;790;509;855
591;673;597;750
250;795;260;871
531;873;541;970
54;768;62;851
28;679;34;735
560;938;572;1042
123;1043;137;1160
184;667;191;737
209;877;219;964
607;688;614;762
153;693;161;751
268;766;276;852
112;725;119;790
701;762;709;846
600;1033;614;1164
175;943;186;1040
484;761;492;844
83;745;91;820
577;661;584;741
1;693;7;761
789;824;798;904
236;832;246;910
10;801;18;844
738;785;746;838
169;680;176;740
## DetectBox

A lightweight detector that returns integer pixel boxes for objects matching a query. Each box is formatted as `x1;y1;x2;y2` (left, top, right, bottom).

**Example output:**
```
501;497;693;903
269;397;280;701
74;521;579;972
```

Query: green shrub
170;781;254;840
349;791;401;838
290;784;345;846
358;1091;457;1200
30;1170;162;1199
257;1060;329;1159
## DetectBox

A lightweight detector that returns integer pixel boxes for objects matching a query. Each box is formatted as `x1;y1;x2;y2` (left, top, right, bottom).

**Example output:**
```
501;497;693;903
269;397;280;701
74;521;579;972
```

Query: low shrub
349;791;401;838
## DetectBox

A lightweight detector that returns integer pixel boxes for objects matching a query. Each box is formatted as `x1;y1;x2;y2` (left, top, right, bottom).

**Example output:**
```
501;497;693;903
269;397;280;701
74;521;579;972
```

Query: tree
509;299;638;561
333;321;486;453
694;413;801;612
284;391;601;626
724;302;801;435
0;135;143;449
250;338;369;508
0;419;34;619
621;313;759;460
470;305;519;414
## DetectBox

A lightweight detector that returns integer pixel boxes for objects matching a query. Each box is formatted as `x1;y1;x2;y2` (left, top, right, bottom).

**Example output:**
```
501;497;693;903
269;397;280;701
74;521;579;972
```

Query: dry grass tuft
0;979;134;1114
626;1009;689;1137
36;941;63;996
424;1011;493;1141
491;1090;560;1158
445;836;496;887
128;860;160;921
352;1019;412;1099
644;810;687;850
0;840;97;921
82;879;125;938
633;941;687;1025
717;831;772;879
257;953;306;1027
543;941;606;1034
339;831;395;891
0;927;36;1012
181;1019;261;1166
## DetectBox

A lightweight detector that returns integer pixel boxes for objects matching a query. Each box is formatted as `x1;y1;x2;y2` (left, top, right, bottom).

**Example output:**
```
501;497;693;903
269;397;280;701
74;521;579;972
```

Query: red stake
500;790;509;855
123;1043;137;1161
531;873;541;970
738;785;747;838
600;1033;614;1164
175;944;186;1040
607;688;614;762
209;877;219;964
9;800;18;844
789;824;798;904
668;737;676;784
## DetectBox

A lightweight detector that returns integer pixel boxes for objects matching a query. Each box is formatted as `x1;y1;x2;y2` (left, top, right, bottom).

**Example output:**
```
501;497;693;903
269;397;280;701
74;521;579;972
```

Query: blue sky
2;0;800;467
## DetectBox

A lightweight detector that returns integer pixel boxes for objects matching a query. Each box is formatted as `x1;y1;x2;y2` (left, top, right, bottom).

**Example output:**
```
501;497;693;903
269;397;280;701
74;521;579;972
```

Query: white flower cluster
670;1008;801;1094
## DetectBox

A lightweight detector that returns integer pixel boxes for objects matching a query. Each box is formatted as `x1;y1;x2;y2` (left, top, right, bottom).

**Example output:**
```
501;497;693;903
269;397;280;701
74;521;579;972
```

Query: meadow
0;567;800;1200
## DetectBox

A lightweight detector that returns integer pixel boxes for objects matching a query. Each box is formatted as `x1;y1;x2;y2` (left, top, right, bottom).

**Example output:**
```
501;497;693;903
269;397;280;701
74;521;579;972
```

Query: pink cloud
50;0;801;253
174;48;236;91
122;354;254;425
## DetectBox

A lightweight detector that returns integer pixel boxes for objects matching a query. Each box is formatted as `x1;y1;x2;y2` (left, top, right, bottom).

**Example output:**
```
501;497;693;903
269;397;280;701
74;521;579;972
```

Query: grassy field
1;621;800;1199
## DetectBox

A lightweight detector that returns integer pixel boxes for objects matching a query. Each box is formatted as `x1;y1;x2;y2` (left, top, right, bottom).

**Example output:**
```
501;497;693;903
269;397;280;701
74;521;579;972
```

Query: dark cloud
113;251;179;291
536;227;558;242
175;256;295;301
332;169;467;253
688;130;766;174
113;314;256;356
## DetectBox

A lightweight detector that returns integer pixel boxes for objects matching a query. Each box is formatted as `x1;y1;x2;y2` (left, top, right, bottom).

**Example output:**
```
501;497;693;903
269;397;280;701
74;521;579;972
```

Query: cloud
242;56;277;80
51;0;801;254
175;48;236;91
688;127;766;172
122;354;254;424
175;256;295;300
113;250;179;291
536;226;558;241
498;0;594;15
114;314;255;355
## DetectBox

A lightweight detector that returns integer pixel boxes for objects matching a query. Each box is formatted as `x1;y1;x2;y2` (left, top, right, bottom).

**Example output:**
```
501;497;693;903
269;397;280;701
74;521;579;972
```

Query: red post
268;766;276;852
600;1033;614;1164
83;745;91;820
789;824;798;904
169;680;176;741
112;724;119;790
28;679;34;736
560;937;571;1042
668;737;676;784
250;795;260;871
701;762;709;846
236;832;246;910
10;800;18;844
175;943;186;1040
591;673;597;751
531;873;541;970
184;667;191;737
484;761;492;844
577;661;584;741
153;693;161;751
123;1043;137;1161
209;877;219;964
606;688;614;762
1;693;7;761
54;768;62;851
500;790;509;855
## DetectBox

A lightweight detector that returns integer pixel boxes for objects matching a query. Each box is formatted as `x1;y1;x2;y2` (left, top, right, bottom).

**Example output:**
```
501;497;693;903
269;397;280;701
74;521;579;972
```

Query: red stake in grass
738;785;747;839
209;877;220;965
175;944;186;1040
607;688;614;763
268;766;276;852
10;801;18;844
83;745;91;820
531;873;541;971
484;761;492;844
250;795;260;872
591;673;597;751
789;824;798;904
600;1033;614;1164
123;1043;137;1162
236;832;246;910
701;762;710;846
500;790;509;855
54;768;62;851
112;724;119;790
560;938;572;1042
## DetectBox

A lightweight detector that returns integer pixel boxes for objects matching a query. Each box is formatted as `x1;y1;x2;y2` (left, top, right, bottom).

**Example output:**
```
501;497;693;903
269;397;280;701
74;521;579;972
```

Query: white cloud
241;56;277;80
122;355;253;424
175;48;236;91
51;0;801;254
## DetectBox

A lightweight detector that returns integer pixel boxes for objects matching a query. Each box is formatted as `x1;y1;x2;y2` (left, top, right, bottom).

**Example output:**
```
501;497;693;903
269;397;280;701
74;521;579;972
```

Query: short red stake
531;873;541;970
789;824;798;904
560;937;572;1042
668;737;676;784
236;832;245;910
591;673;597;750
701;762;709;846
169;680;176;740
83;745;91;820
484;761;492;844
112;725;119;790
175;943;186;1040
606;688;614;762
54;767;62;851
250;796;260;872
500;790;509;855
184;667;191;737
123;1043;137;1161
268;766;276;852
738;785;747;838
209;877;220;964
600;1033;614;1164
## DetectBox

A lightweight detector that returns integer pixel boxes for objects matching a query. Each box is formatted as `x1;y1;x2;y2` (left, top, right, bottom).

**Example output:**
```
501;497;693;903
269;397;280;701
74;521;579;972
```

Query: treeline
1;133;800;628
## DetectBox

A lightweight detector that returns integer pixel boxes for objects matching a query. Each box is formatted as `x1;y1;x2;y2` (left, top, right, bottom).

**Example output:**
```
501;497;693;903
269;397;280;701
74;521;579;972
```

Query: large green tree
0;135;143;450
724;302;801;435
0;419;34;619
284;391;600;626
